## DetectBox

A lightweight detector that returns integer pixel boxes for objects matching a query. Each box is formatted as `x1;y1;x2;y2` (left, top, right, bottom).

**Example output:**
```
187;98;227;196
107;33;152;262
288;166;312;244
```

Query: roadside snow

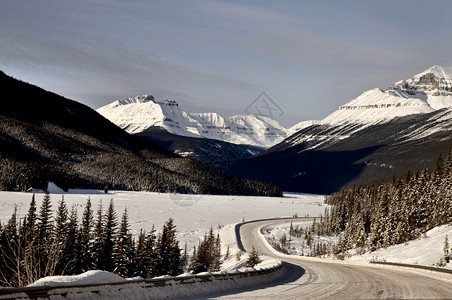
347;224;452;269
27;271;126;287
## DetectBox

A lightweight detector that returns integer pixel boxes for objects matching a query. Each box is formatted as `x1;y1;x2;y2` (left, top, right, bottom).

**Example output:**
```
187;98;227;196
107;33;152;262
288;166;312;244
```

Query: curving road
213;218;452;300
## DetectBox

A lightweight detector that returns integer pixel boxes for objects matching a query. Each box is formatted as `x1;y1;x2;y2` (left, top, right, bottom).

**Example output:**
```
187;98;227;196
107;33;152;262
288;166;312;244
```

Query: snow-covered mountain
228;65;452;194
322;65;452;125
285;65;452;149
97;96;315;148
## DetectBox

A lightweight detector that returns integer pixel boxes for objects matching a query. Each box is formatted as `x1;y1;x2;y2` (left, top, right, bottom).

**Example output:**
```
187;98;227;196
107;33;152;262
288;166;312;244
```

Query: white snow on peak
322;65;452;125
98;95;317;148
288;120;320;136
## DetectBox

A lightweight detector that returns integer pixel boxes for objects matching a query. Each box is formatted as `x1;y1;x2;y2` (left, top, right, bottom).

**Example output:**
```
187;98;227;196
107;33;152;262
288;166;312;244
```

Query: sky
1;0;452;127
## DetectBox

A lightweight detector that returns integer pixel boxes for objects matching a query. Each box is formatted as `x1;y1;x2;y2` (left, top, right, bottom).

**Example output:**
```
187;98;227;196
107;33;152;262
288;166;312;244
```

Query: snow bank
27;270;126;287
348;224;452;269
3;267;286;300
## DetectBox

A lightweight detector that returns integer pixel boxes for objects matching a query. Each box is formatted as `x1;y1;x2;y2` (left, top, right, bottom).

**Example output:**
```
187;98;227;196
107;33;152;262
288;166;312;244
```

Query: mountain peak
425;65;452;79
111;94;155;108
322;65;452;125
392;65;452;93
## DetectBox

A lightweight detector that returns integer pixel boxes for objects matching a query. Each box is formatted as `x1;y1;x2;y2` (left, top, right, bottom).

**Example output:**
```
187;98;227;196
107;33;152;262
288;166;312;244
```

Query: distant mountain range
228;65;452;193
97;95;318;148
8;64;449;195
0;71;281;196
96;89;319;169
97;66;452;192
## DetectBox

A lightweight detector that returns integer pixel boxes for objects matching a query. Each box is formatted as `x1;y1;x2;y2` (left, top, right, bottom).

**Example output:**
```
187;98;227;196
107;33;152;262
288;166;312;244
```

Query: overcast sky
1;0;452;126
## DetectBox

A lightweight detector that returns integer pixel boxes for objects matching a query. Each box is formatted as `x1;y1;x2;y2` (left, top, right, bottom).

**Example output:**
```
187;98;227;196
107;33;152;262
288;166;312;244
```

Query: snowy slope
97;96;316;148
322;65;452;125
287;65;452;148
287;120;320;136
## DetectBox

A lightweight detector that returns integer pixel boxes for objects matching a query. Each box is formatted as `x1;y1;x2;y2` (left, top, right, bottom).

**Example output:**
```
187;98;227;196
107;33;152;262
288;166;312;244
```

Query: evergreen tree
54;196;68;249
156;218;181;276
114;208;134;277
37;191;53;247
56;205;78;274
134;229;147;278
144;225;158;278
36;191;54;278
98;199;118;272
92;200;104;269
22;194;37;243
77;197;94;272
444;235;450;263
189;228;222;273
246;246;261;268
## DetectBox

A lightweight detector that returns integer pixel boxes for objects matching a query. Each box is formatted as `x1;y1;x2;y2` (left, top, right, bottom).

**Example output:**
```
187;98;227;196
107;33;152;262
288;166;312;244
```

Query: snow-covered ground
261;221;337;257
347;224;452;269
0;190;326;261
261;221;452;269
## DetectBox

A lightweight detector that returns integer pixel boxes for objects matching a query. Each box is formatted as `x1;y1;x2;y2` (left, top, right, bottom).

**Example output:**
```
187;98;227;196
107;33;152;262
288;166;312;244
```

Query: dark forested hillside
228;110;452;194
136;127;264;172
0;71;281;196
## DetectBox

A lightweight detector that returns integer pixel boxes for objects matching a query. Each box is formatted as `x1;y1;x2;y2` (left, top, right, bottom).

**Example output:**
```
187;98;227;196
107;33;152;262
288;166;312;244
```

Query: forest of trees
315;149;452;260
0;194;186;287
0;193;240;287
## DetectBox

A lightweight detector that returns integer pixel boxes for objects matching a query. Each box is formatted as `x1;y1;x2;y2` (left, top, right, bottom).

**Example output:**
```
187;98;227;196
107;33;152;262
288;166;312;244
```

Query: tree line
0;193;262;287
316;149;452;260
0;194;183;287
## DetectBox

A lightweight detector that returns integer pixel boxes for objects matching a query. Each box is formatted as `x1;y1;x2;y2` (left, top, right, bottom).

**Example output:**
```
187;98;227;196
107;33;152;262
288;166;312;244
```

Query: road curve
215;218;452;300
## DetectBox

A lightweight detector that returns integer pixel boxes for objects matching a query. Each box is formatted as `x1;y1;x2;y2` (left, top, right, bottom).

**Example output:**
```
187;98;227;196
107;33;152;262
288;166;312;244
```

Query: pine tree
22;194;37;243
225;245;230;260
98;199;118;272
156;218;181;276
92;200;104;269
77;197;94;272
145;225;158;278
37;191;53;247
56;205;78;274
36;191;54;278
134;229;147;278
212;233;221;272
444;235;450;263
246;246;261;268
114;208;134;277
54;196;68;251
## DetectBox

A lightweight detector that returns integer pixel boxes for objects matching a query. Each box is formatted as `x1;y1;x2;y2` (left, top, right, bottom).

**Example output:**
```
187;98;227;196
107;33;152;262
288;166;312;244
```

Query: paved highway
213;218;452;299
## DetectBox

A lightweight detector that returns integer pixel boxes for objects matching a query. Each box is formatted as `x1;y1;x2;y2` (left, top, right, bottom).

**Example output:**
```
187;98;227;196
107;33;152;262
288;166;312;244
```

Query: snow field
0;190;326;268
